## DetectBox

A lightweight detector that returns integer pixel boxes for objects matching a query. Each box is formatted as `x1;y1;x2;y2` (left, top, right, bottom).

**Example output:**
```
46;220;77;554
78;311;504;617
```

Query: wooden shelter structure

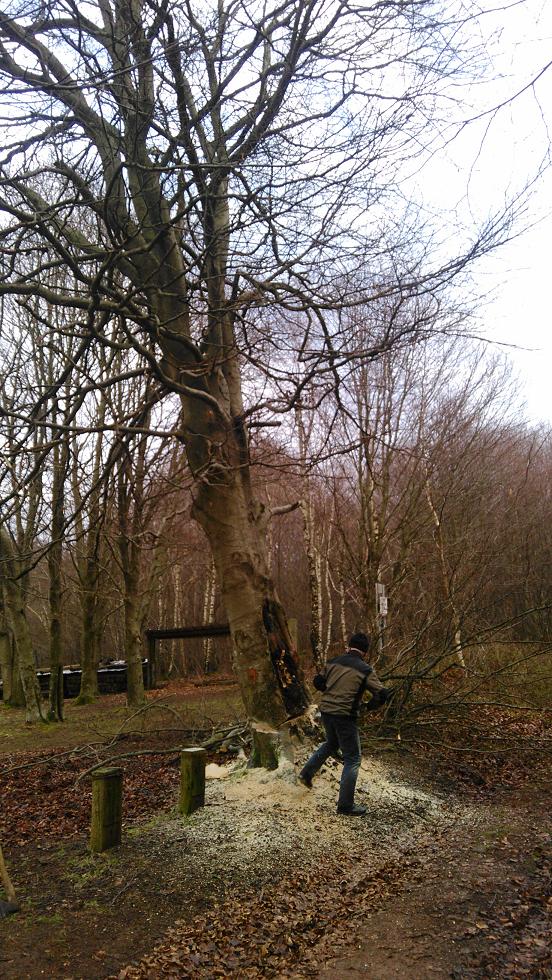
144;624;231;687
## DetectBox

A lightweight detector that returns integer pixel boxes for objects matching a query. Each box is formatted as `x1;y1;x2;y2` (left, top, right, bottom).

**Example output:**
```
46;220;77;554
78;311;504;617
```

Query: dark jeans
301;712;361;809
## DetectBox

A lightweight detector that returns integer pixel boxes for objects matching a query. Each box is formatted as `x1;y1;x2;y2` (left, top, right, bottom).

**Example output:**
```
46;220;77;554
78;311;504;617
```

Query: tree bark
48;419;69;721
77;562;101;704
297;405;324;668
192;468;308;728
0;529;45;722
0;593;15;704
123;581;146;707
73;424;106;705
114;422;149;709
425;479;466;669
203;561;217;672
4;645;24;708
157;183;310;728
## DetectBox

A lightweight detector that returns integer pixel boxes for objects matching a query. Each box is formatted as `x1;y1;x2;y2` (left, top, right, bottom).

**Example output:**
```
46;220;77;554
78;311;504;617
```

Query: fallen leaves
0;741;183;847
111;856;408;979
459;834;552;979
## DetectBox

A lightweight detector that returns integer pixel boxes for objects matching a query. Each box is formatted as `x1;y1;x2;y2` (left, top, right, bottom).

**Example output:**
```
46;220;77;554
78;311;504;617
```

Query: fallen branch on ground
75;724;249;782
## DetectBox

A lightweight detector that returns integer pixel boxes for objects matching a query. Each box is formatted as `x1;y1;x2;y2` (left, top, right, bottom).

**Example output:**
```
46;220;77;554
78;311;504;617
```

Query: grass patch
66;852;118;887
33;913;65;927
0;680;244;756
127;810;175;836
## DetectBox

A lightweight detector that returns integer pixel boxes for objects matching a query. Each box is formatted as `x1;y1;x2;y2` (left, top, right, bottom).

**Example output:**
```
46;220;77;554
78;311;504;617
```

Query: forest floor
0;682;550;980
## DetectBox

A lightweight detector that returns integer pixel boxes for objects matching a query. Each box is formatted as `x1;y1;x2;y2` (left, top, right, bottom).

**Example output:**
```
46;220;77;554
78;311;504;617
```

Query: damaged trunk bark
193;469;309;736
155;182;311;746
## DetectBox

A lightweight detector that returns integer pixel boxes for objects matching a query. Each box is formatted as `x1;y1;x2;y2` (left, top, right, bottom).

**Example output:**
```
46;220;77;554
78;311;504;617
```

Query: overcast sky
433;0;552;425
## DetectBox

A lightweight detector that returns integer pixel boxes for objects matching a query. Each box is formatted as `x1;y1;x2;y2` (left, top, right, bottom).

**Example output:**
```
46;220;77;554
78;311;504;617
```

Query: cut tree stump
179;748;206;815
250;723;294;770
90;767;123;852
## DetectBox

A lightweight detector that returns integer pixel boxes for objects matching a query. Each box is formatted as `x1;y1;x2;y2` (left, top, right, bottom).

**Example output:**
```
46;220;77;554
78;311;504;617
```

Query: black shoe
337;804;367;816
298;771;313;789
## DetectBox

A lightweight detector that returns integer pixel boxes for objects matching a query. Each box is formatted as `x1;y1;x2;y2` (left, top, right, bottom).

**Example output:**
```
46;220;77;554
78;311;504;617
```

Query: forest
2;323;552;728
0;0;551;976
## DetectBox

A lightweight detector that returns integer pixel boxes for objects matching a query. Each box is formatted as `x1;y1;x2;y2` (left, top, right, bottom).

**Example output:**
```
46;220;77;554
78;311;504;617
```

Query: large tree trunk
0;530;45;722
2;642;24;708
192;469;309;732
158;229;311;738
77;562;100;704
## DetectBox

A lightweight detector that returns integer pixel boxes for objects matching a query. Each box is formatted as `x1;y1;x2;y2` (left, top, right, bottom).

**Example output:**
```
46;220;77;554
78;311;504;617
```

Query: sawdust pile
114;754;478;978
183;753;447;876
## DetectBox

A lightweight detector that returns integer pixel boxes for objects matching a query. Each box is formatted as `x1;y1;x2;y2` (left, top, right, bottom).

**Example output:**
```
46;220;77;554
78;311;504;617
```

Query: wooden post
90;767;123;852
145;633;156;689
179;748;206;816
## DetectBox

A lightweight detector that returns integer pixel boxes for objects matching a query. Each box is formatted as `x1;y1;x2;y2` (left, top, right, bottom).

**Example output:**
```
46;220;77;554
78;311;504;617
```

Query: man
298;632;391;816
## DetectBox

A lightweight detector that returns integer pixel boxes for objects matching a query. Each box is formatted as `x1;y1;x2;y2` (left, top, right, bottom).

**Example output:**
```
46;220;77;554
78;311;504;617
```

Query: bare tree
0;1;518;751
0;298;50;715
0;528;44;722
46;377;72;720
106;376;186;706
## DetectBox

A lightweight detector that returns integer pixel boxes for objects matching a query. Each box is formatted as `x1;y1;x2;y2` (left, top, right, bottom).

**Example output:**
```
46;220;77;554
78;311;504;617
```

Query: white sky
481;216;552;425
428;0;552;425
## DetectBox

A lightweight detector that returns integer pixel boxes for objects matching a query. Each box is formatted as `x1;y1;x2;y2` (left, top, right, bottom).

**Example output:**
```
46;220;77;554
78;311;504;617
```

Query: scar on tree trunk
249;599;311;771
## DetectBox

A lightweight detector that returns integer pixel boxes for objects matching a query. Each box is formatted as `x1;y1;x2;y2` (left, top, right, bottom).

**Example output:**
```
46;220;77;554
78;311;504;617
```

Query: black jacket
314;650;389;719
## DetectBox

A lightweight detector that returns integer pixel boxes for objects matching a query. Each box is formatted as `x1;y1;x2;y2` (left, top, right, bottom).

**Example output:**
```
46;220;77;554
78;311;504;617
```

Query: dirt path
1;749;550;979
111;757;551;979
316;808;552;979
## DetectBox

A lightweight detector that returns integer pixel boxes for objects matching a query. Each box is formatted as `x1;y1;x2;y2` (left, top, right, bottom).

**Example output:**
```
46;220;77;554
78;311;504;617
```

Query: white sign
378;596;388;616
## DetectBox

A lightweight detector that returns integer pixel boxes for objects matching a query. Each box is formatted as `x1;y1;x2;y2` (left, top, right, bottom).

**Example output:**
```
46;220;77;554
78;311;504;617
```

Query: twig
0;741;99;776
75;724;249;782
110;875;139;904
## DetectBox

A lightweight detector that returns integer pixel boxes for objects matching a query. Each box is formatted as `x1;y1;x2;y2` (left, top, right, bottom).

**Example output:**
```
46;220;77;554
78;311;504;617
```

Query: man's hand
364;687;392;711
313;673;327;692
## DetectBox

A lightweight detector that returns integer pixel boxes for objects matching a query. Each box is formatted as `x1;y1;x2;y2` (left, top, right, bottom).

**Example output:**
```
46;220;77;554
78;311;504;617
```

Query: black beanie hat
348;632;370;653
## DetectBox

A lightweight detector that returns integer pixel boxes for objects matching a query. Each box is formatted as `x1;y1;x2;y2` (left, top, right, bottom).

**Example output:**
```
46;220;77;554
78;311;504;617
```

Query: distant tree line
1;300;550;725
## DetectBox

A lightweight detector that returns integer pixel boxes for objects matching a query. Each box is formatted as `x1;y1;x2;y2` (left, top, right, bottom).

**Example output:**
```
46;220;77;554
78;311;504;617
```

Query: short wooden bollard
179;748;206;816
90;767;123;852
